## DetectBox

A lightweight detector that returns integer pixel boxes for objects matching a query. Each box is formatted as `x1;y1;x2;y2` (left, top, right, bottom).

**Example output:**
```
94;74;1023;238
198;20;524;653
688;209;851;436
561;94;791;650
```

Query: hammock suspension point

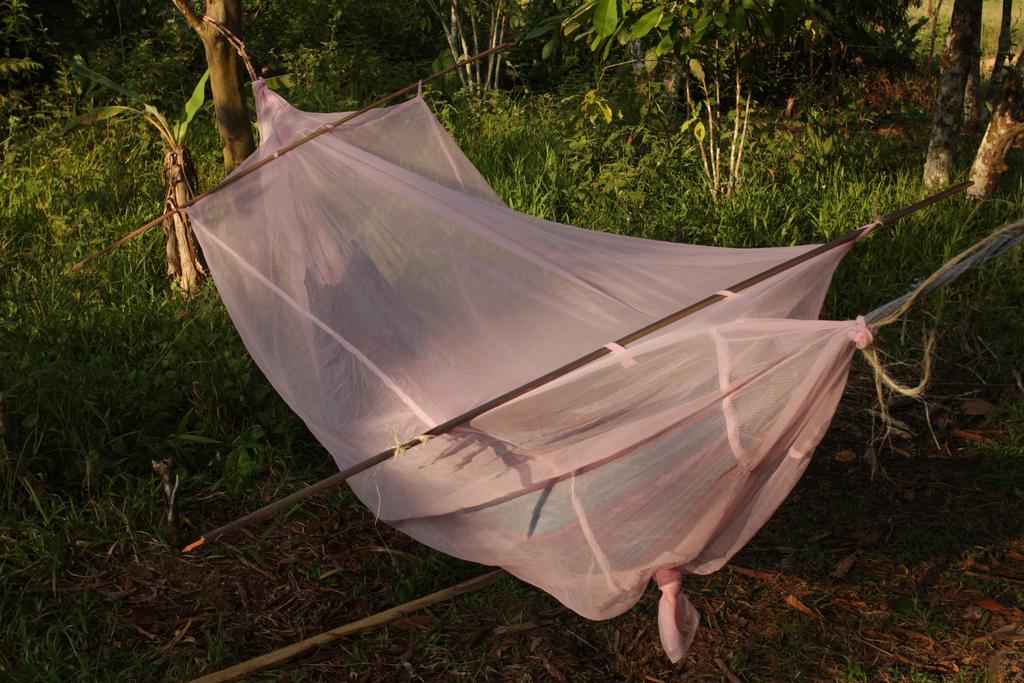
67;42;516;274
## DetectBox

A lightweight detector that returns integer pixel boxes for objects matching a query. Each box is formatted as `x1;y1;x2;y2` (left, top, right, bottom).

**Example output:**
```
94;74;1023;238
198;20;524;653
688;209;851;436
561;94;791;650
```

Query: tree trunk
967;59;1024;198
662;68;679;114
829;33;840;96
924;0;982;191
963;3;983;124
0;382;7;454
163;145;207;294
928;0;945;61
987;0;1015;111
172;0;255;173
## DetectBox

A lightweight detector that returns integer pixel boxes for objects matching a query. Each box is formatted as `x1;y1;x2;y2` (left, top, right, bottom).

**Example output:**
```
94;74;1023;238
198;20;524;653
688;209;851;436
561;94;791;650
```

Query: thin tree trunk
829;33;840;96
425;0;467;87
661;68;679;114
163;145;207;294
924;0;982;191
484;4;499;88
963;3;983;124
172;0;256;173
968;56;1024;198
929;0;946;60
451;1;474;89
492;15;506;90
988;0;1015;110
468;6;481;88
0;382;7;453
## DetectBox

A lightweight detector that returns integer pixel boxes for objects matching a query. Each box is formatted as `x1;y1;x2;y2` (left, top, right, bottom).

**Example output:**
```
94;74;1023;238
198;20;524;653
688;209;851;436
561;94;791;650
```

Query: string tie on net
603;342;637;369
848;315;874;350
393;434;432;458
856;220;883;240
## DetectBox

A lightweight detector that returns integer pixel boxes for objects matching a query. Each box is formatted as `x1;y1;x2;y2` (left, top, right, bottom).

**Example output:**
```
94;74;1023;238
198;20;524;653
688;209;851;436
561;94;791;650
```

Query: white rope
861;217;1024;426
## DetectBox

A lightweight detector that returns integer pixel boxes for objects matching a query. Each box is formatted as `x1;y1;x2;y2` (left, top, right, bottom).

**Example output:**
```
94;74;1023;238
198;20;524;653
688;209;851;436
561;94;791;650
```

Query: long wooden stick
69;41;517;273
181;180;973;553
190;569;507;682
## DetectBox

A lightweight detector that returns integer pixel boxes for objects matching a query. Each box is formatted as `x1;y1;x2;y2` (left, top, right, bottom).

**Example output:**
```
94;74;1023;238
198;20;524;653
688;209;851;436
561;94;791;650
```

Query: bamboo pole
190;570;507;683
181;181;973;553
69;41;517;273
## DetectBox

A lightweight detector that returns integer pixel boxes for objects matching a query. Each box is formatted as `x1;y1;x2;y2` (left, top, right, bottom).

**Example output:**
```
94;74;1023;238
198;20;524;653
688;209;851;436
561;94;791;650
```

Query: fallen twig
190;570;507;682
714;656;743;683
965;570;1024;586
727;565;779;581
859;637;959;674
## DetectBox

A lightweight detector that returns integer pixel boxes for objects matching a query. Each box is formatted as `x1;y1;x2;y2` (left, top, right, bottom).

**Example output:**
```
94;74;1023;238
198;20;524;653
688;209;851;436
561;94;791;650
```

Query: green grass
2;41;1023;682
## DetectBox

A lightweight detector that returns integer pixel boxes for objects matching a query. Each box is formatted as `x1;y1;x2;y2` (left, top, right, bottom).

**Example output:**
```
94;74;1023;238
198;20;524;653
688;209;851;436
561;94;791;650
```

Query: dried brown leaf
835;450;857;463
729;565;779;581
973;598;1007;613
856;529;883;549
830;551;860;578
972;622;1024;644
785;594;823;621
540;655;567;682
951;429;997;445
961;398;999;416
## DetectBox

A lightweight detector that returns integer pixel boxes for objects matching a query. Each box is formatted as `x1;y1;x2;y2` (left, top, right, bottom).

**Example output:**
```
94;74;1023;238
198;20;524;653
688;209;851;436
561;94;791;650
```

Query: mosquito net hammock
183;80;880;661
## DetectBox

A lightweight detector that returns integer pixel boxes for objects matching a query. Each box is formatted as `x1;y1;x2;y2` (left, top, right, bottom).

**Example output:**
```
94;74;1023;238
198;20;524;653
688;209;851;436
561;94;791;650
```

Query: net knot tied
857;220;883;240
849;315;874;350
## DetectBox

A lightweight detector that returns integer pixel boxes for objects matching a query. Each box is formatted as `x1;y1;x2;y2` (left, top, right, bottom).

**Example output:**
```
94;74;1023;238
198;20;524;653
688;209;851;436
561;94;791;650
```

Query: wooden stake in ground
151;458;181;545
190;570;507;682
163;145;207;294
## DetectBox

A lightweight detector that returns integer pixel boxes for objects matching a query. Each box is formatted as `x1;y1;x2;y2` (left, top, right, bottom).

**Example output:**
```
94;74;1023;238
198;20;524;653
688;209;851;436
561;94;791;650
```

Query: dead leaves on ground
961;397;1000;416
785;594;825;622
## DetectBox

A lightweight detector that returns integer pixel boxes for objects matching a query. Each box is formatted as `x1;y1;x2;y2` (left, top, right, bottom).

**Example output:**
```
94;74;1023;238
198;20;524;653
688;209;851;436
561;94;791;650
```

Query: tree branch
171;0;204;33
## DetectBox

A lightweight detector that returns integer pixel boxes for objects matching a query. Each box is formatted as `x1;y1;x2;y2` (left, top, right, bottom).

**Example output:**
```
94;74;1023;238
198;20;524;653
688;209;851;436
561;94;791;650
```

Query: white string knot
856;220;883;241
393;434;432;458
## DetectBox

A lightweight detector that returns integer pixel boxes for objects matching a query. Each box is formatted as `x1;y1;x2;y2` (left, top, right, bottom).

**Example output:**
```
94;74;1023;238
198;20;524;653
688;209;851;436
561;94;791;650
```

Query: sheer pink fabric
185;81;872;661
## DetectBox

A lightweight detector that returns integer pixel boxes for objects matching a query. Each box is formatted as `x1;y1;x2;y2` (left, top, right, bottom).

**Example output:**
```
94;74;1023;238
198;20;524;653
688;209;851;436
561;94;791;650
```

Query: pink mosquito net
184;80;875;661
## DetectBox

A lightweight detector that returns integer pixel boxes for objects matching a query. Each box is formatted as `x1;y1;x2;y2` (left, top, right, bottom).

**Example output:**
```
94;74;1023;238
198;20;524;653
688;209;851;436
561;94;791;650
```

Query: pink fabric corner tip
653;567;700;663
